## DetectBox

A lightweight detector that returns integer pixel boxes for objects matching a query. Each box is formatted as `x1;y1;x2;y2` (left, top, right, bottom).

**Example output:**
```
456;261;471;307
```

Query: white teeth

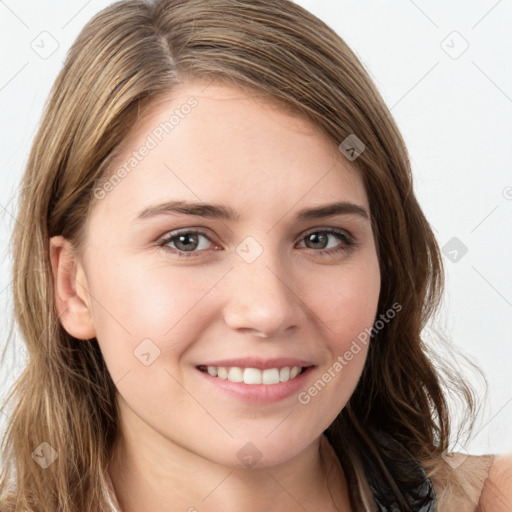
202;365;304;385
290;366;301;379
228;367;244;382
279;367;290;381
262;368;280;384
243;368;262;385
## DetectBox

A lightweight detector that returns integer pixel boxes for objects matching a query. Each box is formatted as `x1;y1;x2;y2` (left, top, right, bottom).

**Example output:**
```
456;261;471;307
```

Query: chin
203;431;318;470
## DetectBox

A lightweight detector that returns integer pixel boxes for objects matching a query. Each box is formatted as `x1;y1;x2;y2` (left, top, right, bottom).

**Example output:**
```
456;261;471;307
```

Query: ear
49;235;96;340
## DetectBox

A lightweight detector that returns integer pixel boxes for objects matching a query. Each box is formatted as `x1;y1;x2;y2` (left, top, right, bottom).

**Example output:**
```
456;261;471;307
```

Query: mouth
196;365;310;385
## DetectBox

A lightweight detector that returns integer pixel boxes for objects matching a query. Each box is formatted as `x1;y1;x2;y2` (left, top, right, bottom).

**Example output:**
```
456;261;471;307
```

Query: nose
221;248;303;339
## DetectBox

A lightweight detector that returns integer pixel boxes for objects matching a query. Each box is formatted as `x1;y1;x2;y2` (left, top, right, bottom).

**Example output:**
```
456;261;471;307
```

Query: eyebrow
133;200;370;223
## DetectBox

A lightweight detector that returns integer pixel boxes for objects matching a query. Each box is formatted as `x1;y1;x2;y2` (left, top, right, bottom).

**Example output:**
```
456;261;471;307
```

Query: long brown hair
0;0;481;510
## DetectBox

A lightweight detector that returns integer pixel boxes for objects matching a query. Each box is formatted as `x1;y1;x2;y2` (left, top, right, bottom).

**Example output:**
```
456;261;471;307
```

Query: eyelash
157;228;356;259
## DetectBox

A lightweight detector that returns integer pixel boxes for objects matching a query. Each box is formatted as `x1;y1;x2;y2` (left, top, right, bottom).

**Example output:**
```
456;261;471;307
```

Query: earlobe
49;235;96;340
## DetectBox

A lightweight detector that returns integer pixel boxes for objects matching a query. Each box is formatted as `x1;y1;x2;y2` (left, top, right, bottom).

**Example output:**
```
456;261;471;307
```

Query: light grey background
1;1;511;455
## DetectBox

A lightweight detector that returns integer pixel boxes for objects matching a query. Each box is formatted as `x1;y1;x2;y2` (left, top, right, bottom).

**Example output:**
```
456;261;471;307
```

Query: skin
478;454;512;511
50;81;382;511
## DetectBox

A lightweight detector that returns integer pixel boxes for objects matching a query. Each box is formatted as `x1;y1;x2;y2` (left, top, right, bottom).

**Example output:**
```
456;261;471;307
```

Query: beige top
430;453;496;511
350;451;497;511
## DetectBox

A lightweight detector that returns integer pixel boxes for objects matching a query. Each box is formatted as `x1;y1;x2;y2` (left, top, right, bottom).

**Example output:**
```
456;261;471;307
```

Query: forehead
89;81;369;226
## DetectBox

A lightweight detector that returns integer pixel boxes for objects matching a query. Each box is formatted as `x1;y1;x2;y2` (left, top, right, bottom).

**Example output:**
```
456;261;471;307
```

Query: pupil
307;233;327;249
177;233;197;251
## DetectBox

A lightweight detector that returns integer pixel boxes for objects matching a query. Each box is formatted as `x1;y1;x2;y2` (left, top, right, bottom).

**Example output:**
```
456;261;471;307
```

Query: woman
0;0;510;510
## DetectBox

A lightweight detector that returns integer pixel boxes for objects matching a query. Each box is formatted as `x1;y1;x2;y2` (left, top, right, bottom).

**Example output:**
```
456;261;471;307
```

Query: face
65;81;380;468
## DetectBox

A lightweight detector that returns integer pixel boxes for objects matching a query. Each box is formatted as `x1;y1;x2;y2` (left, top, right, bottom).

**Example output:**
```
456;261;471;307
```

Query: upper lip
196;357;315;370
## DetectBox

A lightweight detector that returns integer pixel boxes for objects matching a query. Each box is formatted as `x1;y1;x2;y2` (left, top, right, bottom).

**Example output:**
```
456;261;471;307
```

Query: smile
197;365;306;385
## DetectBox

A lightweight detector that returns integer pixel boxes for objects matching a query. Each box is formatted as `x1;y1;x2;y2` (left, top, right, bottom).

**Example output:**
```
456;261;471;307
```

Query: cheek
86;255;226;373
292;266;379;432
313;258;381;346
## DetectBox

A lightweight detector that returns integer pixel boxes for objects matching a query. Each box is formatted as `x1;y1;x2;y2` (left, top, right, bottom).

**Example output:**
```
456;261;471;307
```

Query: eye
296;228;355;256
157;227;356;259
158;229;216;257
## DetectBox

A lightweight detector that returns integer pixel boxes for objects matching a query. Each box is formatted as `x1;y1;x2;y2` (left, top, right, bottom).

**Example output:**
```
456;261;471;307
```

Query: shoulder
429;452;495;512
477;453;512;511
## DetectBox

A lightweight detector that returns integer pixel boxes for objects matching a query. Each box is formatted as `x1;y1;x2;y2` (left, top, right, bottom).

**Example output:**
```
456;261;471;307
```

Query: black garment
361;430;437;511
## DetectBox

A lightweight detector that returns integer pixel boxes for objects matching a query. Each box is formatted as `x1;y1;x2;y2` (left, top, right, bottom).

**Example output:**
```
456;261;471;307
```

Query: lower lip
196;366;315;404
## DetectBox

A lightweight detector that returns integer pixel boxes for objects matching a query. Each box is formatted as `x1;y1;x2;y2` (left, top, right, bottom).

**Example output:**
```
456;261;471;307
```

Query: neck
107;410;352;511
